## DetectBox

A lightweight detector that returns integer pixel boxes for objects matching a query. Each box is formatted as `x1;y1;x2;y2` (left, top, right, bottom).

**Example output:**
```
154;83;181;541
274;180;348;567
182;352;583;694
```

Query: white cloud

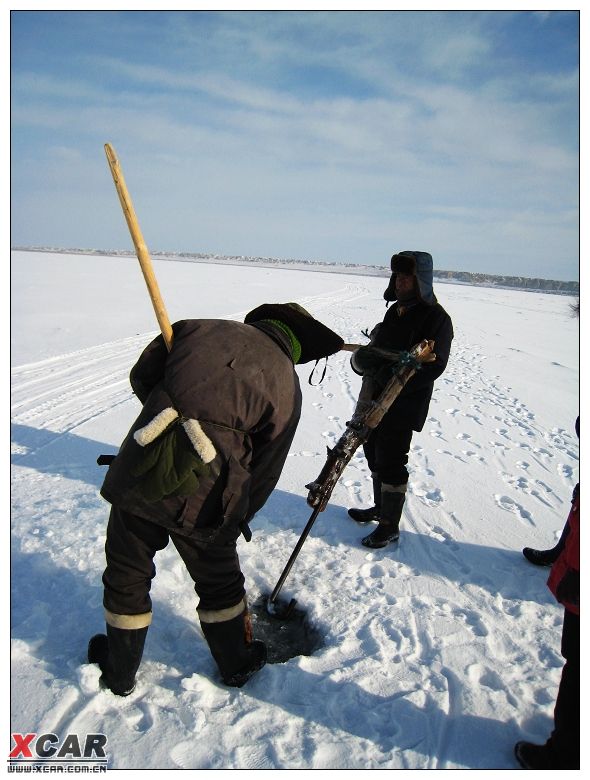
10;10;579;279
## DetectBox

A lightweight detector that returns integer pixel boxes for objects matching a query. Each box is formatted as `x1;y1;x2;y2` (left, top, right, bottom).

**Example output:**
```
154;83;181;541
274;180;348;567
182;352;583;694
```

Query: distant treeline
12;246;579;295
432;269;579;294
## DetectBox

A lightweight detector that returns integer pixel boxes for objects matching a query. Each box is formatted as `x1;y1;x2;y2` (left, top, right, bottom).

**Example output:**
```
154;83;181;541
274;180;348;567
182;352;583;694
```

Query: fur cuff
105;609;153;629
198;597;247;624
182;418;217;464
134;408;217;464
134;407;179;446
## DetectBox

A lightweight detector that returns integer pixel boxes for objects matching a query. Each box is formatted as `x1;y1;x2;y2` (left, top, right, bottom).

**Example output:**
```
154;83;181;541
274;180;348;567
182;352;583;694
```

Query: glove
131;424;210;503
351;345;409;381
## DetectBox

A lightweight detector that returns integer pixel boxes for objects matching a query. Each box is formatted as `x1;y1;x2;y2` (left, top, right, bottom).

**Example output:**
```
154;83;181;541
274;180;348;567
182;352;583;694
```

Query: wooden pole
104;143;174;352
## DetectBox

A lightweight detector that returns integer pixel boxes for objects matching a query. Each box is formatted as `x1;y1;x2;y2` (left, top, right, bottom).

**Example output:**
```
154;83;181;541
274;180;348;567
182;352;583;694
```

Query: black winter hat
384;250;436;304
244;303;344;364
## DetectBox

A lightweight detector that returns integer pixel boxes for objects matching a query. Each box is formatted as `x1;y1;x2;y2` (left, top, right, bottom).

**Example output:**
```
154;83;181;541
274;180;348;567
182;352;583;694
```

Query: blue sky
10;10;580;280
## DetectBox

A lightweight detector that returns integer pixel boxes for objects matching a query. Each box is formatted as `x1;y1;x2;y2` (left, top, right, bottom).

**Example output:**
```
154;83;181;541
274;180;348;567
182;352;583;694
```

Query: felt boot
361;484;405;549
88;619;149;697
199;598;267;688
348;474;381;523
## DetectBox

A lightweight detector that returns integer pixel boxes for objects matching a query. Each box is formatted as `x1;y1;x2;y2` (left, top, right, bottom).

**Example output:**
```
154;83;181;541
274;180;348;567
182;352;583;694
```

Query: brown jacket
101;319;302;544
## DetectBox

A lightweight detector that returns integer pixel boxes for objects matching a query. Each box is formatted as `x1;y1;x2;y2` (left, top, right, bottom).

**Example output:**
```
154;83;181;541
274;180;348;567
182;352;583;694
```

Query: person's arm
129;334;169;404
129;321;187;403
399;310;453;394
246;401;302;522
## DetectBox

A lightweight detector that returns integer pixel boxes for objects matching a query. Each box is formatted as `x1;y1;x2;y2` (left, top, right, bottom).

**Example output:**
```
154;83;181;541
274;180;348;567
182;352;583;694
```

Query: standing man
88;304;343;694
348;251;454;548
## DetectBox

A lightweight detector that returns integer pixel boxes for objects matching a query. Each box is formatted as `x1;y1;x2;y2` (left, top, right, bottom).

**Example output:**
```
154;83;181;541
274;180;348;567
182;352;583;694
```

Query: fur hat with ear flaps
244;303;344;364
383;250;436;304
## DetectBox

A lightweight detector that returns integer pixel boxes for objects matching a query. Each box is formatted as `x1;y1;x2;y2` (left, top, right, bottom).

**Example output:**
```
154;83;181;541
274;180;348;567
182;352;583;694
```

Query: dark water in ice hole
250;596;324;664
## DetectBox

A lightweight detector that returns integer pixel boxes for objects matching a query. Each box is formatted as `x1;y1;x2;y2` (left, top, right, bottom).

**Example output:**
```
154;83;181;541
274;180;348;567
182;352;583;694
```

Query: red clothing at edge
547;487;580;616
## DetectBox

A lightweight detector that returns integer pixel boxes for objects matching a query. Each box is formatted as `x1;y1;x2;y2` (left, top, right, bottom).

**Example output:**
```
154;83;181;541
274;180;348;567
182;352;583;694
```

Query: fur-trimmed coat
101;319;302;544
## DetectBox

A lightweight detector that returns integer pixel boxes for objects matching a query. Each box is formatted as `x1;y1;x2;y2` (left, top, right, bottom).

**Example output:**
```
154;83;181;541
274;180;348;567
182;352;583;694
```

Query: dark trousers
363;427;414;486
550;609;579;767
102;506;246;616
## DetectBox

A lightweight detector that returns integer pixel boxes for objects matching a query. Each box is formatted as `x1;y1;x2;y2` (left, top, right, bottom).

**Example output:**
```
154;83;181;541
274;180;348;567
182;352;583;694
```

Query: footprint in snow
493;495;534;525
462;450;485;462
501;473;556;508
490;440;511;455
500;472;529;491
343;479;362;495
411;483;444;506
418;465;436;476
533;447;554;459
452;608;488;637
124;700;156;733
534;688;556;706
359;562;387;579
471;665;518;706
464;413;483;425
434;450;465;460
430;525;460;551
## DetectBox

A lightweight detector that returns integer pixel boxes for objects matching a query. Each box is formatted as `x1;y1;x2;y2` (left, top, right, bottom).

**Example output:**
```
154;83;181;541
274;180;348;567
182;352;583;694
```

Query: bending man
89;304;343;694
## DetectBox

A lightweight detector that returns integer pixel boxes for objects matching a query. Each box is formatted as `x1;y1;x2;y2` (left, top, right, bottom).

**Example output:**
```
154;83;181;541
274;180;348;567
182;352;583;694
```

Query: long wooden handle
341;343;362;352
104;143;174;352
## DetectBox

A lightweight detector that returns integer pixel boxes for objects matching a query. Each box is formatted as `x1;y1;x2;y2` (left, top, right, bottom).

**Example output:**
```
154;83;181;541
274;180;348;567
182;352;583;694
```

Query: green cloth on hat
244;302;344;363
264;319;302;364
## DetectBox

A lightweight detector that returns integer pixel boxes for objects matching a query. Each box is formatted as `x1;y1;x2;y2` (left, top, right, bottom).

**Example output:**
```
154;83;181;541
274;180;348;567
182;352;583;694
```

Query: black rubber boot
88;624;148;696
348;474;381;523
514;740;576;770
348;506;380;523
361;523;401;548
523;523;569;567
200;605;267;688
522;546;559;567
361;486;405;549
514;741;552;769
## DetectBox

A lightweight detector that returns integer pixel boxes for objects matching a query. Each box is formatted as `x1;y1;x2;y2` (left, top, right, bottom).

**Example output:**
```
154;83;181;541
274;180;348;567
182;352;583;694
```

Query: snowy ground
10;250;579;771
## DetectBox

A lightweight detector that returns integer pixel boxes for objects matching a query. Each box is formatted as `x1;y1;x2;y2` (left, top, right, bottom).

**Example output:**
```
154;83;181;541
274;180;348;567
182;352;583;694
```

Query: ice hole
250;596;324;663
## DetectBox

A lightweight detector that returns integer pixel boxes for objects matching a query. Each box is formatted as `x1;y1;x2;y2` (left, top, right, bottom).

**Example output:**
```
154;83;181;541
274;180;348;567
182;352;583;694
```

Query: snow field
10;251;579;770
